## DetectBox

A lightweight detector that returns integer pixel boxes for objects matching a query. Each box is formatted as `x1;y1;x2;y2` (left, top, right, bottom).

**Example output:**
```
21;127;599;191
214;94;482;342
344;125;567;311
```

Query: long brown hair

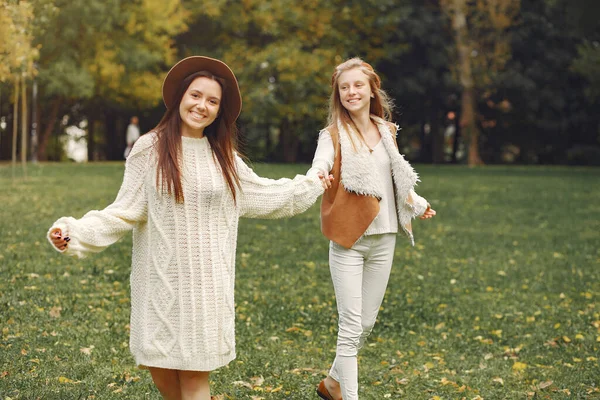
153;71;241;203
327;57;394;147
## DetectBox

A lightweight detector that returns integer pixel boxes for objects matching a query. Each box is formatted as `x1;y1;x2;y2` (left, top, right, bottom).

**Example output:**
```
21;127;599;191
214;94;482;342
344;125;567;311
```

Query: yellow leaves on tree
81;0;188;108
0;1;38;82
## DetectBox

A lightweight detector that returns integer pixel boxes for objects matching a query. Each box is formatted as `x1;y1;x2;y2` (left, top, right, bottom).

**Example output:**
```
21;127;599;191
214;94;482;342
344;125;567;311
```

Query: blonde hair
327;57;394;147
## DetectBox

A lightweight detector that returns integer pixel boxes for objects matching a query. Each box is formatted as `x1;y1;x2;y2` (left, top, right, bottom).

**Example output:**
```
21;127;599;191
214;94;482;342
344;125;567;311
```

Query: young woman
308;58;436;400
47;56;331;400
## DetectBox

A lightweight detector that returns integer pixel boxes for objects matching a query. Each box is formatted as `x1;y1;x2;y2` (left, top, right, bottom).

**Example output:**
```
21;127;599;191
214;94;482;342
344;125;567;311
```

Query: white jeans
328;233;396;400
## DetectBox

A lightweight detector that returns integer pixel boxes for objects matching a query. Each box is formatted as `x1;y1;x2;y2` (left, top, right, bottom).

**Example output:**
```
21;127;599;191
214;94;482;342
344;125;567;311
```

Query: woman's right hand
317;172;334;190
49;228;70;251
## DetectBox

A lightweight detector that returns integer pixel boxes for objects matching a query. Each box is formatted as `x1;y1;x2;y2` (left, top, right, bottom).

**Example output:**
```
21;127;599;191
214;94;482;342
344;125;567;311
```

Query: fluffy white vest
337;116;421;244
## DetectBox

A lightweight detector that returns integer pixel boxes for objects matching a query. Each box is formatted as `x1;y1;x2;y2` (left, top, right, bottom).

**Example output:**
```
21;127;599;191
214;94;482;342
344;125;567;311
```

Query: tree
0;1;38;170
32;0;187;160
379;0;456;164
179;0;423;161
441;0;520;166
491;0;599;164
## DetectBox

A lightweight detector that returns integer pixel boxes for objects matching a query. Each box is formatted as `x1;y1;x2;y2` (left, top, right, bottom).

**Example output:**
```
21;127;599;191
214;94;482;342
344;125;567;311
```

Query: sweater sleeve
306;129;335;177
46;133;154;258
406;189;429;217
237;155;324;219
387;122;429;218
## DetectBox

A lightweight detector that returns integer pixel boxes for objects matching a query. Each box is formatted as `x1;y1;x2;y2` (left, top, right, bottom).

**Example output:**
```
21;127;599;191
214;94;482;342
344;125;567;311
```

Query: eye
210;99;219;105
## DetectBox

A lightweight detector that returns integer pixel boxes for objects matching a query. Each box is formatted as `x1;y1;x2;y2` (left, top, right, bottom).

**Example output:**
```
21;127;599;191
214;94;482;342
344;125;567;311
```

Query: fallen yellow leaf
58;376;80;384
539;380;553;389
512;361;527;372
49;306;62;318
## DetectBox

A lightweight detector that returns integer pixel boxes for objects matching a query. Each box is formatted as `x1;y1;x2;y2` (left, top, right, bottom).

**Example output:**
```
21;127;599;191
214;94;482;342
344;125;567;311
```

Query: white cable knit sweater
47;132;324;371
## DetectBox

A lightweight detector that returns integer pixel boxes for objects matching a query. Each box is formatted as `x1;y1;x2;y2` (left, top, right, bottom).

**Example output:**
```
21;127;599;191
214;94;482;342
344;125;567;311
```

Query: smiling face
179;76;223;138
337;68;373;116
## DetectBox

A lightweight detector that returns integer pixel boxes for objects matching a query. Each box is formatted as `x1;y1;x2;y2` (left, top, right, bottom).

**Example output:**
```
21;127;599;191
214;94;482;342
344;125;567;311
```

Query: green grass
1;162;599;399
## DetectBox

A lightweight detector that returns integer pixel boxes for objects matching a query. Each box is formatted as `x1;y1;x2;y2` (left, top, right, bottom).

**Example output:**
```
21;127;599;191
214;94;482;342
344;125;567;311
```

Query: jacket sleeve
406;189;429;217
237;155;324;219
46;133;154;258
306;129;335;177
387;121;429;218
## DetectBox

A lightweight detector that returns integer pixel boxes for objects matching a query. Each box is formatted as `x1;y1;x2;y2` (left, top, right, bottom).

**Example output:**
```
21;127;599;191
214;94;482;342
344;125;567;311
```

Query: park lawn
0;162;599;399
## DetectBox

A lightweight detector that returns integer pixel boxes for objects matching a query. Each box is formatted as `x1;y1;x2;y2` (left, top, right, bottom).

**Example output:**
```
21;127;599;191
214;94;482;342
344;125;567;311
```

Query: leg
178;370;210;400
358;234;396;349
328;240;369;400
149;367;181;400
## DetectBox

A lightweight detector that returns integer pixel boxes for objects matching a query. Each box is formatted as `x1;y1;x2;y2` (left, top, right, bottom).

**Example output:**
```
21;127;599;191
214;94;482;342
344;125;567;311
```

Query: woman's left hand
420;203;436;219
317;172;334;190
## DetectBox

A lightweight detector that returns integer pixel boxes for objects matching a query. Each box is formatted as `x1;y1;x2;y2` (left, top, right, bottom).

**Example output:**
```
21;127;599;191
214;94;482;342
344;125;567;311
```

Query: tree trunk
445;0;484;166
461;89;483;166
431;103;445;164
37;98;62;161
452;108;462;163
12;77;19;170
88;117;97;162
265;125;272;162
30;79;38;162
279;119;299;163
419;120;432;163
21;75;27;176
104;109;120;160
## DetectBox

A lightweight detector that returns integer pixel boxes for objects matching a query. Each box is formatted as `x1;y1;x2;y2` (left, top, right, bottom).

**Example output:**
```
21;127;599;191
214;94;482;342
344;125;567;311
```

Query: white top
364;140;398;235
308;130;398;235
47;132;324;371
126;123;140;146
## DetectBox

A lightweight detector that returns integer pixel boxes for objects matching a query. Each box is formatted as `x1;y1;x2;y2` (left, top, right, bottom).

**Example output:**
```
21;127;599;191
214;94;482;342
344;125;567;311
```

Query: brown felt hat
162;56;242;121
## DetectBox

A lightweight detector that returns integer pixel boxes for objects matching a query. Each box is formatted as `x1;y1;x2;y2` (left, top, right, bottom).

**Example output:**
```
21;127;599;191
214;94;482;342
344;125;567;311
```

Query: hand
419;203;436;219
317;172;334;190
50;228;70;251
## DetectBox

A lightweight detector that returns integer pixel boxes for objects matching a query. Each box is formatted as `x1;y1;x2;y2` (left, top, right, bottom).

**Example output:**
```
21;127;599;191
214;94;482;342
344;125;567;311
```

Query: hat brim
162;56;242;121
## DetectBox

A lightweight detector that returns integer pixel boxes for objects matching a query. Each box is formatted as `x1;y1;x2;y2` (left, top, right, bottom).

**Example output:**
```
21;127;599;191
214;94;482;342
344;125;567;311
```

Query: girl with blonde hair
309;57;436;399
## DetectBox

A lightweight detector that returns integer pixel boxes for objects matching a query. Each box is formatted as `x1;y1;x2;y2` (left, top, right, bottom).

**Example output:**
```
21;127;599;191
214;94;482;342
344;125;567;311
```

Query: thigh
329;241;365;318
362;234;396;321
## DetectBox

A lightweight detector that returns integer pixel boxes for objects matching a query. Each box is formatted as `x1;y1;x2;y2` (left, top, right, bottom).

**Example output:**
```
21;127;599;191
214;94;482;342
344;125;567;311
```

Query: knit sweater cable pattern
47;132;324;371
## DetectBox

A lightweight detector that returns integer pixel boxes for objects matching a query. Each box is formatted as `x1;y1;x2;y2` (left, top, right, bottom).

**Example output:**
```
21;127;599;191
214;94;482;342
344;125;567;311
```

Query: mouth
190;111;207;122
346;98;360;104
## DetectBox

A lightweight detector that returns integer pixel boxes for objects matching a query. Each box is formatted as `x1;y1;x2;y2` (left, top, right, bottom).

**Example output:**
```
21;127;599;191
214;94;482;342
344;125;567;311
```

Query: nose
348;85;357;95
195;99;206;111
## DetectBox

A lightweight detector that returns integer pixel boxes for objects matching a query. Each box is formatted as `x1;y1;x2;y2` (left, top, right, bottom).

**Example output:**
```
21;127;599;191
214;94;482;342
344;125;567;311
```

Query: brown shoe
317;379;342;400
